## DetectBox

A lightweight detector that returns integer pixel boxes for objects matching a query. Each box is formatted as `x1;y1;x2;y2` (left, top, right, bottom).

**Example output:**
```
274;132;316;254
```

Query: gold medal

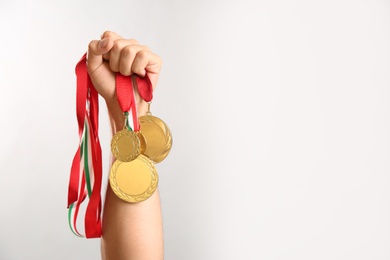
139;114;172;163
110;154;158;203
110;129;141;162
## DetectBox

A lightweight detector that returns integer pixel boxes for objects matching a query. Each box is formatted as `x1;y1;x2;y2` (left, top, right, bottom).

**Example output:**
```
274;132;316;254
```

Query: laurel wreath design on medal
110;129;141;162
110;155;158;203
139;115;173;163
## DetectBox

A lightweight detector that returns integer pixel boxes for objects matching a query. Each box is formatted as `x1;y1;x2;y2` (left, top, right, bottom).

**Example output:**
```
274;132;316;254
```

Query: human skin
87;31;164;260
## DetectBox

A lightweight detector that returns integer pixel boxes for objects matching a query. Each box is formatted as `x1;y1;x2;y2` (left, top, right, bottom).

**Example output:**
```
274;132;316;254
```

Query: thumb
87;38;113;73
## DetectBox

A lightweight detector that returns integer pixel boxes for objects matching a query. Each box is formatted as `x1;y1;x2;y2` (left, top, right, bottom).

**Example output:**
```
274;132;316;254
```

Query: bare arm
86;31;164;260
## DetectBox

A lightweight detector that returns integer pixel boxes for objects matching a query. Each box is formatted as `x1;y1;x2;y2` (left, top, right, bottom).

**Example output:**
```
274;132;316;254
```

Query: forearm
101;98;164;260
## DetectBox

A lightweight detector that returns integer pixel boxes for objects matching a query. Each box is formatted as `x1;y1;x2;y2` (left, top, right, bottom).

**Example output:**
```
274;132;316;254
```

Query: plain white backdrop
0;0;389;259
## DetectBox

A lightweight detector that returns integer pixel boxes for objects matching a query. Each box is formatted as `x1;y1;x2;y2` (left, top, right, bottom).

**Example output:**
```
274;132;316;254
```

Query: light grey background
0;0;389;259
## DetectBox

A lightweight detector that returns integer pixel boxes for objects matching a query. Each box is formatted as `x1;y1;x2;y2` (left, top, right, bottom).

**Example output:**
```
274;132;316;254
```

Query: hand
86;31;162;102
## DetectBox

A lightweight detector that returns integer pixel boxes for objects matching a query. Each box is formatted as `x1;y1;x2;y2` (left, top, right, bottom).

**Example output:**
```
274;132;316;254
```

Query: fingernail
99;39;109;49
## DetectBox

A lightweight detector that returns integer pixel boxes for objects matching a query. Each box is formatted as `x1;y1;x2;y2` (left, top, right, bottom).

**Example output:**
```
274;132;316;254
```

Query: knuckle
112;41;121;52
122;45;134;57
128;38;139;45
137;49;149;59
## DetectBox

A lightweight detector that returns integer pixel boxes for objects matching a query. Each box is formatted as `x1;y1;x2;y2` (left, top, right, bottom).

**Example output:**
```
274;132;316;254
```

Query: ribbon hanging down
67;54;102;239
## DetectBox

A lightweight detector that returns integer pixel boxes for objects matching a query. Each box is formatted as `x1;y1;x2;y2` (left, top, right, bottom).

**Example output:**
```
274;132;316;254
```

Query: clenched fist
87;31;162;102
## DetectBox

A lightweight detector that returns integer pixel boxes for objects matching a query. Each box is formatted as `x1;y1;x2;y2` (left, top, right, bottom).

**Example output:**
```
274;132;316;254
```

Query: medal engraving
111;129;141;162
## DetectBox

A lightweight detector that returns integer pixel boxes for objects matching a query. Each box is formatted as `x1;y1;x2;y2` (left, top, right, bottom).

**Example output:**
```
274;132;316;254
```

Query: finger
101;31;124;61
108;39;140;73
101;30;123;40
132;50;161;78
119;45;149;76
87;38;114;73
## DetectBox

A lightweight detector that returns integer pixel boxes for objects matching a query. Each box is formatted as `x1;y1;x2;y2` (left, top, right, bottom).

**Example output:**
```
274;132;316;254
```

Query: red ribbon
115;74;153;131
67;54;102;238
136;74;153;103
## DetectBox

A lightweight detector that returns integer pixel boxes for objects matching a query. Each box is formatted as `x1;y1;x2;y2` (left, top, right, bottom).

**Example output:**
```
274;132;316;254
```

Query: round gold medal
110;129;140;162
139;115;173;163
110;154;158;203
